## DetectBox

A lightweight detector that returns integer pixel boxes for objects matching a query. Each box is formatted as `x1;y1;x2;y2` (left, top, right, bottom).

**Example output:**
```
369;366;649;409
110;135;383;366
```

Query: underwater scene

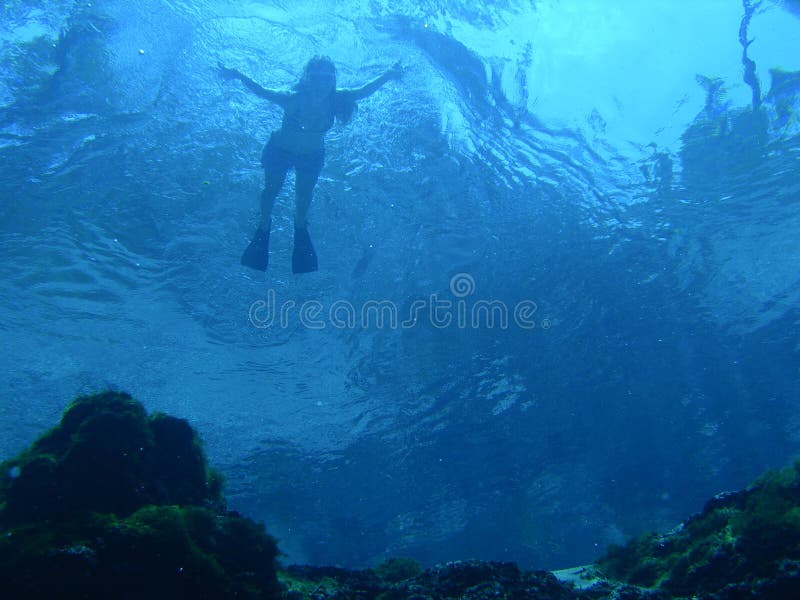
1;0;800;598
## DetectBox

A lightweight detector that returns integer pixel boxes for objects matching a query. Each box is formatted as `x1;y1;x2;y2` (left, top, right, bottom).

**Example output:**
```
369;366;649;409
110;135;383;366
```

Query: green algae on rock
595;461;800;598
0;391;280;600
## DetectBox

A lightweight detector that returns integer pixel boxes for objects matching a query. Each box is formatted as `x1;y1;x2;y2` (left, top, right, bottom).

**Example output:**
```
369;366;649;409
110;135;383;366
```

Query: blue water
2;0;799;570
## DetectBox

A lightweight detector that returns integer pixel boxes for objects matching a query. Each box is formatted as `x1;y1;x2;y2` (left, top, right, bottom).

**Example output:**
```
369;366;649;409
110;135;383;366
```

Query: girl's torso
273;92;336;154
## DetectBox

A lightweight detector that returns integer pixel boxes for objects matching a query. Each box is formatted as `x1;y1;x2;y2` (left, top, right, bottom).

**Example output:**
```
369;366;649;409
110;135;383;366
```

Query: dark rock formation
4;390;800;599
595;462;800;598
0;391;280;599
282;560;589;599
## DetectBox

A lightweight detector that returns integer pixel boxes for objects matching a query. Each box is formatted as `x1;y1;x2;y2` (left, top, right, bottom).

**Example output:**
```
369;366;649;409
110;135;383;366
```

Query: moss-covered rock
371;556;422;583
282;560;586;600
0;505;280;599
0;391;280;600
0;391;226;523
595;461;800;597
7;390;800;599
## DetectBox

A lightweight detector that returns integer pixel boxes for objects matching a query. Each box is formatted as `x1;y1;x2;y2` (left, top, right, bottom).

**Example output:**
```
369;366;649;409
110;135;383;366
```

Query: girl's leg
242;164;286;272
294;150;325;229
260;138;291;230
291;151;324;273
261;167;288;229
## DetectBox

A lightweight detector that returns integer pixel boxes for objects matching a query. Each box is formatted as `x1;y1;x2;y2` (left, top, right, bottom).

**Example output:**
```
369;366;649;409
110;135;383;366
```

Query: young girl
219;57;402;273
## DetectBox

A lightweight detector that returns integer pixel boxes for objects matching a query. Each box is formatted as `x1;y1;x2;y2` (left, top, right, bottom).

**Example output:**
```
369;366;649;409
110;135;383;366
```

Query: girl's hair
294;55;357;125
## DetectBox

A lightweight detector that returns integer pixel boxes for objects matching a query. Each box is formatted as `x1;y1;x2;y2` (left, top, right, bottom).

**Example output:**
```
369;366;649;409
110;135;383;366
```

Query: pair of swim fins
240;222;318;274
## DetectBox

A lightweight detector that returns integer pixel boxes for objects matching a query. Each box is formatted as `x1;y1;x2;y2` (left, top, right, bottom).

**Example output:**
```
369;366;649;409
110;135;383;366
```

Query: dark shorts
261;135;325;181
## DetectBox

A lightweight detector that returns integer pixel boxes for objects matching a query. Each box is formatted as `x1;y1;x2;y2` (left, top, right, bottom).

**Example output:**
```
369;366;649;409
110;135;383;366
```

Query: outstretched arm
344;62;403;101
218;63;290;107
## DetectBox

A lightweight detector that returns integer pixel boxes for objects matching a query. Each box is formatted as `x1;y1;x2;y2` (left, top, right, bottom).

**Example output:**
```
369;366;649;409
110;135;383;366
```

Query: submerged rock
282;560;586;599
3;390;800;599
0;391;280;599
594;462;800;598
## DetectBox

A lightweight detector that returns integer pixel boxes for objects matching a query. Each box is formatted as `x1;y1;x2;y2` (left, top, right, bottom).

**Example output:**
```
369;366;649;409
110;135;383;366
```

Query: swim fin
240;223;271;271
292;225;318;273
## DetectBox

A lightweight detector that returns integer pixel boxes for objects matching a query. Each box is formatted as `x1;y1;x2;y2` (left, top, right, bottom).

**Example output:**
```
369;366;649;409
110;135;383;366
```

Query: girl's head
295;56;337;96
295;56;356;124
